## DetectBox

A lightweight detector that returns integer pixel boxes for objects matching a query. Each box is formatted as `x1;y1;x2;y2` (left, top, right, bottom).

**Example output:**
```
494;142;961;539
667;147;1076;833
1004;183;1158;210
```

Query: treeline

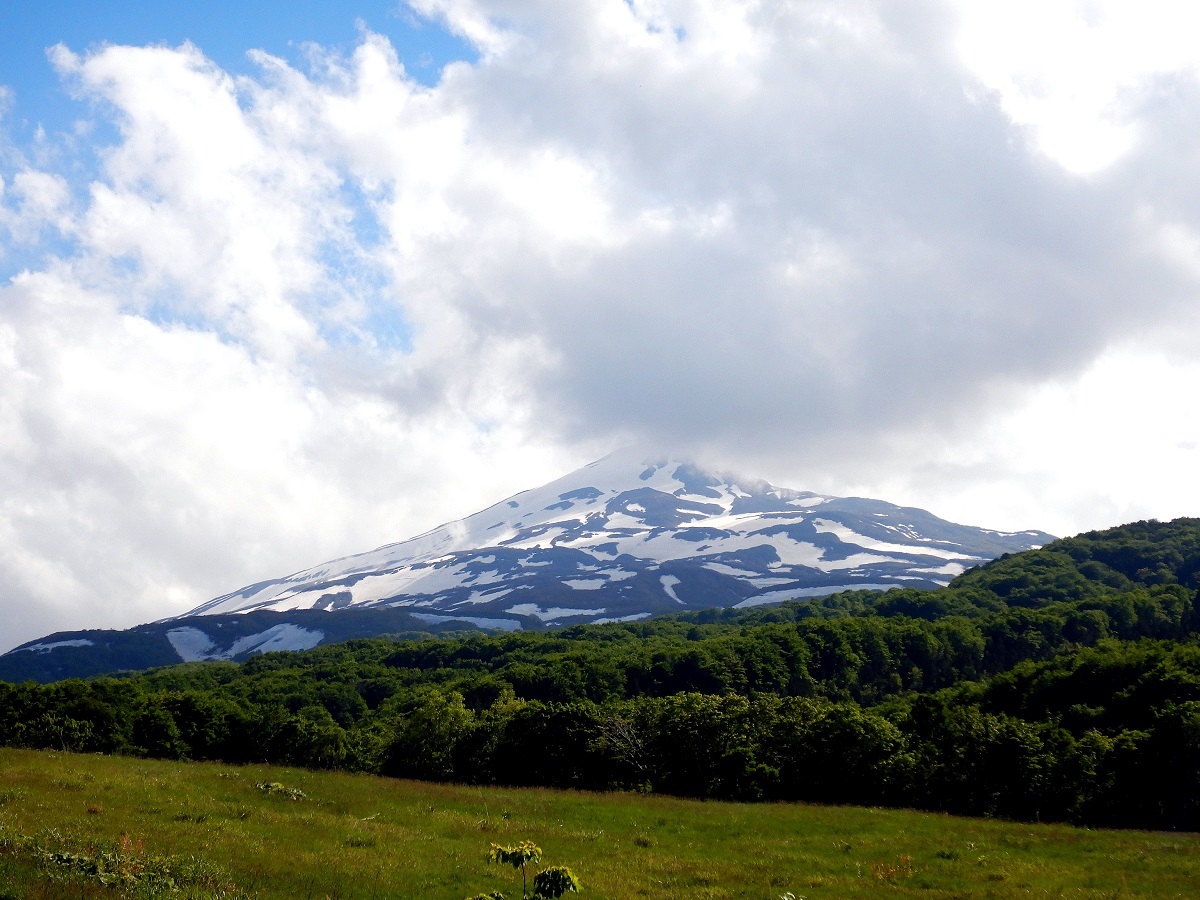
1;640;1196;828
1;518;1199;830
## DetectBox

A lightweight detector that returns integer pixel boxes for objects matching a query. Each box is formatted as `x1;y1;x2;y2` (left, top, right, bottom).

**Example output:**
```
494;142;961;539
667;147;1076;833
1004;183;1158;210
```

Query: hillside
1;747;1197;898
1;518;1198;830
0;606;483;684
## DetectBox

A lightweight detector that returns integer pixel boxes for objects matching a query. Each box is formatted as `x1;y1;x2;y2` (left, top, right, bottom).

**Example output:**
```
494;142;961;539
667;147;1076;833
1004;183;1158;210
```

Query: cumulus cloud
1;0;1200;649
380;0;1200;485
951;0;1200;174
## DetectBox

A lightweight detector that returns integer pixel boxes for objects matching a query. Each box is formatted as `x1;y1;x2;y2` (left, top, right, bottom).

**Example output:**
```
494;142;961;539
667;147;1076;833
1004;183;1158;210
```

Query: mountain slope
186;450;1052;627
0;607;487;684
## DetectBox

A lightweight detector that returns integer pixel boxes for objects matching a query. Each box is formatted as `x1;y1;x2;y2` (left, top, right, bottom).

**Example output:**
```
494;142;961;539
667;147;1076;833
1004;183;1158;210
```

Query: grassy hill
1;747;1197;899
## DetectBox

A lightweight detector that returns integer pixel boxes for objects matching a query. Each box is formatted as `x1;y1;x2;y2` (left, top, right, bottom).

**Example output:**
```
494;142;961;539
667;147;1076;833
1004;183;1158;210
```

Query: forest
2;518;1198;830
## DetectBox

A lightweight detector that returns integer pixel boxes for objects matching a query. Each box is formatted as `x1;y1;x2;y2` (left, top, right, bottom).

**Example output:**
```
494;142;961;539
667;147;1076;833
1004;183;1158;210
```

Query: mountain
0;451;1052;681
186;450;1051;625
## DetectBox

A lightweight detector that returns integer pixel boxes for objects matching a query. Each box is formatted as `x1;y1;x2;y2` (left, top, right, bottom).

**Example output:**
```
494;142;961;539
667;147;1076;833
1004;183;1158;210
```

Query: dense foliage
2;518;1199;829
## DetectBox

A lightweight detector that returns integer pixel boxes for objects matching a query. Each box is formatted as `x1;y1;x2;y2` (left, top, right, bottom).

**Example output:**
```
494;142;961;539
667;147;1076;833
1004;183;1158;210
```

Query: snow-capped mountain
184;450;1053;630
1;451;1054;681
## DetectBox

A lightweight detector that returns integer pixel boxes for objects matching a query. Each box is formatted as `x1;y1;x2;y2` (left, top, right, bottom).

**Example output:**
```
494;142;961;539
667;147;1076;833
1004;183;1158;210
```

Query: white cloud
951;0;1200;174
0;169;74;247
858;347;1200;538
2;1;1200;650
0;267;577;643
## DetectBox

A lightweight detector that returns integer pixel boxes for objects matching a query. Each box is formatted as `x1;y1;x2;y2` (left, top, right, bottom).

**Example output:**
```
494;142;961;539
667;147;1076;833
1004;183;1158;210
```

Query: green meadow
0;747;1196;899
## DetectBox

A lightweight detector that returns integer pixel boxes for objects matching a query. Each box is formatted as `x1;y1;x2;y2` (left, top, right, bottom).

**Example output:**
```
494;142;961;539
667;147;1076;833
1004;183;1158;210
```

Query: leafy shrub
532;865;581;897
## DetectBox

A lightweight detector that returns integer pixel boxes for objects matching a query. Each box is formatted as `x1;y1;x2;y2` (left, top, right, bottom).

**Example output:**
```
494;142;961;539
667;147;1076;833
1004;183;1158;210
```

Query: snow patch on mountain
506;603;606;622
12;638;95;654
812;519;979;560
166;627;217;661
660;575;684;603
227;624;324;656
410;613;522;630
733;584;902;607
166;624;323;661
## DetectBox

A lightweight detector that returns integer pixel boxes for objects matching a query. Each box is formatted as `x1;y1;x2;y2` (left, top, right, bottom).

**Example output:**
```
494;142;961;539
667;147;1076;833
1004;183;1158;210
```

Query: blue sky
0;0;473;137
0;0;473;295
1;1;1199;651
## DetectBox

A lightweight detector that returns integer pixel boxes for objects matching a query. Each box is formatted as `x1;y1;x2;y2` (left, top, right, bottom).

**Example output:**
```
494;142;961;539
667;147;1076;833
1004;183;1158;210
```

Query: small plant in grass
489;841;541;898
870;855;914;882
480;842;580;899
0;825;244;897
254;781;306;800
0;790;23;806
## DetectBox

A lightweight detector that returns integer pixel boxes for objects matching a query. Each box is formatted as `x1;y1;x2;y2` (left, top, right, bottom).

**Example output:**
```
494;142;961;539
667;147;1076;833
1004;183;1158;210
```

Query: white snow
811;519;979;561
13;638;95;654
458;588;513;605
592;613;653;624
600;511;653;532
705;562;760;577
463;569;508;586
167;624;323;661
758;536;827;568
820;552;905;569
682;511;762;531
565;578;607;590
225;624;324;657
504;603;606;621
733;584;901;608
660;574;683;603
594;568;636;581
166;627;218;661
540;607;605;620
409;613;522;631
789;496;826;507
341;562;484;604
911;562;968;576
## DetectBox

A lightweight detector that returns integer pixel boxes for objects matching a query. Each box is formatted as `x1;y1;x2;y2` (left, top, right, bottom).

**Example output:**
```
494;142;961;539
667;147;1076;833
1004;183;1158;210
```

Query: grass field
0;747;1197;898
